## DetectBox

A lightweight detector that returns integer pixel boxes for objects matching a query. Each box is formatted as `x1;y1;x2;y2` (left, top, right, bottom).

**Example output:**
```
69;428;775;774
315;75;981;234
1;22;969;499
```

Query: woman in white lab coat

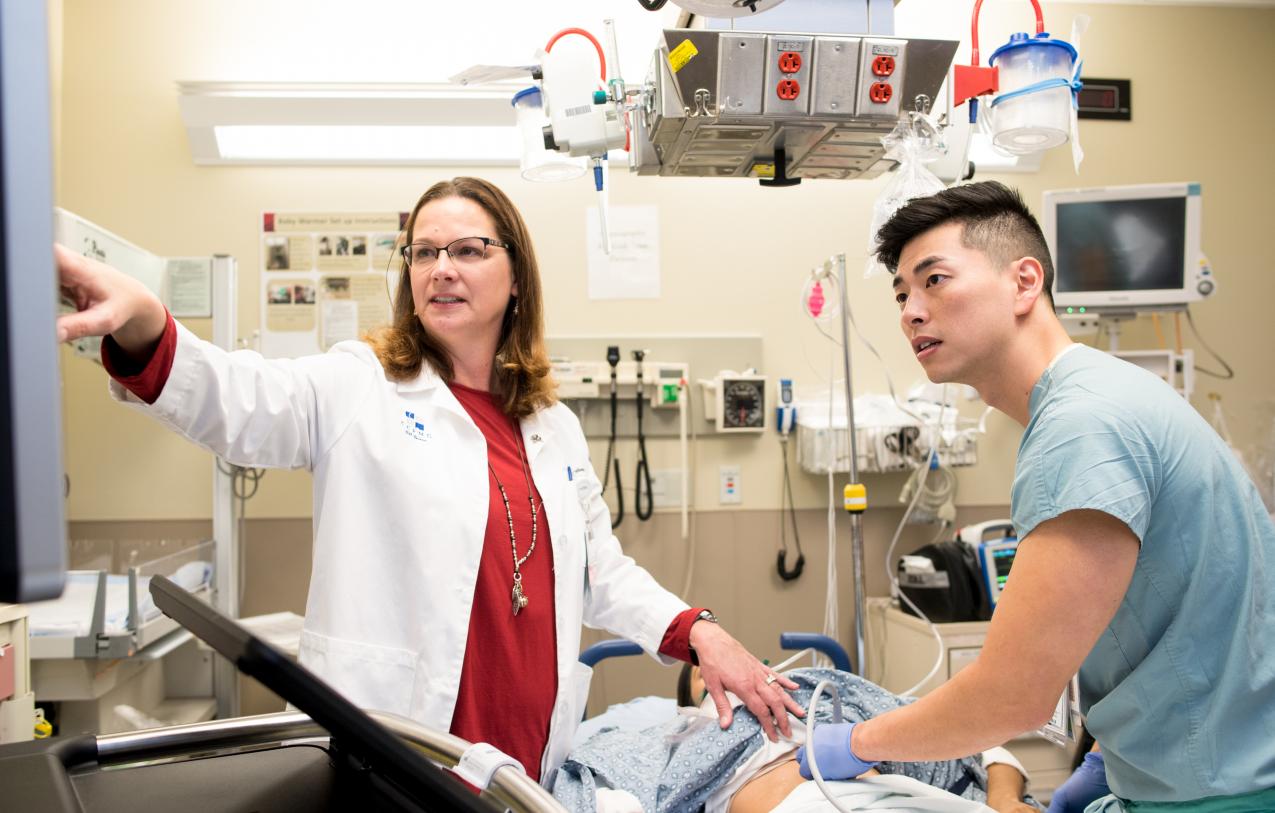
55;176;802;784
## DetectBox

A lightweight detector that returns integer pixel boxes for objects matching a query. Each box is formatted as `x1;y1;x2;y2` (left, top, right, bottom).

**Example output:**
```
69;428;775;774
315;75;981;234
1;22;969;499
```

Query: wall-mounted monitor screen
1043;182;1206;311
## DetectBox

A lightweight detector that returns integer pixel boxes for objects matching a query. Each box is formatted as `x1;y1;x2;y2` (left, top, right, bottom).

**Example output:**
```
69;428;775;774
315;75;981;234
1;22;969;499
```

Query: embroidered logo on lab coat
401;410;431;442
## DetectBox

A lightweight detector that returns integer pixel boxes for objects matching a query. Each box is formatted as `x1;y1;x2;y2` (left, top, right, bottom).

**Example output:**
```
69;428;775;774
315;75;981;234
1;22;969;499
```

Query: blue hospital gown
549;669;989;813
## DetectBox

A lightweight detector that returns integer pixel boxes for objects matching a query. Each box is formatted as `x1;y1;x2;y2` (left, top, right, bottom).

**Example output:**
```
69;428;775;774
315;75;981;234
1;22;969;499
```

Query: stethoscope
601;346;624;528
633;349;654;522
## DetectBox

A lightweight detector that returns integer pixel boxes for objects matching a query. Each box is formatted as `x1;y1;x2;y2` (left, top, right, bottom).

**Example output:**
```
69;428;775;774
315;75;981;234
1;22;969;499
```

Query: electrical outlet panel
856;37;906;119
719;465;742;505
763;34;813;116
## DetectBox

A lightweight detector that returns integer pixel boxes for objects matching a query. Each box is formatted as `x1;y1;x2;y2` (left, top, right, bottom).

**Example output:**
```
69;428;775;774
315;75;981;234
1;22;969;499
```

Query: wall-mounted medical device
957;520;1018;610
630;29;957;182
1044;182;1213;312
553;359;687;407
702;372;767;433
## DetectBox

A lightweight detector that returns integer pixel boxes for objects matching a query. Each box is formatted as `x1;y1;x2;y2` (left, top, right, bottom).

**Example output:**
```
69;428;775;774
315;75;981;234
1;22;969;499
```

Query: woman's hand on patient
689;621;805;742
55;243;167;356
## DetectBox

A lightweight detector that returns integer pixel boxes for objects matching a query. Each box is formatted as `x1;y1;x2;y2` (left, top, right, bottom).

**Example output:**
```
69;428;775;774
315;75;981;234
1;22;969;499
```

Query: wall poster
260;211;407;358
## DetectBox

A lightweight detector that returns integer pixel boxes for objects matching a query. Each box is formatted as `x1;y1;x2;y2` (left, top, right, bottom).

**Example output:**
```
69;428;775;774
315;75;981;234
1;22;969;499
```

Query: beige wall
57;1;1275;524
54;1;1275;707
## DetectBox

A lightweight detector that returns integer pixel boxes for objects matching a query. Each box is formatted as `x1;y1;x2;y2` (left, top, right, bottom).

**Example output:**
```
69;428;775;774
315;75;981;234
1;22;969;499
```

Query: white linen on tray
26;560;212;638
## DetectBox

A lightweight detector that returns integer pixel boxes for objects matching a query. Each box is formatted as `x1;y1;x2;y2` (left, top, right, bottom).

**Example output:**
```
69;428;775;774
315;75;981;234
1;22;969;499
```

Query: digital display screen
1078;86;1118;110
992;547;1015;587
1055;197;1187;293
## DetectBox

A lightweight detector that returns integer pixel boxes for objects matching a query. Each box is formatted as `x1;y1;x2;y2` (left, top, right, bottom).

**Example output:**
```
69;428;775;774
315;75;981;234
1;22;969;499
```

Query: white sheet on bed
26;561;213;638
772;774;996;813
572;695;679;747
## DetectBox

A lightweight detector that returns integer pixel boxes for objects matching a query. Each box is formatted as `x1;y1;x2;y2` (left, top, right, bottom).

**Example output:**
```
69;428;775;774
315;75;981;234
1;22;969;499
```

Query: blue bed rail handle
578;633;851;673
578;638;643;667
779;633;853;673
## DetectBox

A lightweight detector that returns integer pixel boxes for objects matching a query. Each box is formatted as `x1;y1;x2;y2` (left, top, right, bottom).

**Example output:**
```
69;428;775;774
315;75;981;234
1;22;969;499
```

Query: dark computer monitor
1043;182;1208;311
0;2;67;602
149;575;485;811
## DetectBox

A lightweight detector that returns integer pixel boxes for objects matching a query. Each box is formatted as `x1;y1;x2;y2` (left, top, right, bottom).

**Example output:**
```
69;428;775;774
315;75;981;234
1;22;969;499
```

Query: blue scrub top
1011;346;1275;802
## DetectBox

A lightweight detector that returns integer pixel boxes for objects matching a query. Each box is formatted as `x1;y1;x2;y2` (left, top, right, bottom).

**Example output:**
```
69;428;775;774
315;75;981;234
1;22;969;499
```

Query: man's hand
795;721;876;780
689;620;805;741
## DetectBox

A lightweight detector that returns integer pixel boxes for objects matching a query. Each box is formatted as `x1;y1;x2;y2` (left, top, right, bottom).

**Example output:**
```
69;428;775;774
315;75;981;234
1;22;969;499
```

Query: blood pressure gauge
716;375;766;433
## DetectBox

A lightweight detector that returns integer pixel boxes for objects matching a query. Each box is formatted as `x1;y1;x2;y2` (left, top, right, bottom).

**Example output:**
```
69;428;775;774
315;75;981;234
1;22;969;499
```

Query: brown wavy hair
365;177;556;418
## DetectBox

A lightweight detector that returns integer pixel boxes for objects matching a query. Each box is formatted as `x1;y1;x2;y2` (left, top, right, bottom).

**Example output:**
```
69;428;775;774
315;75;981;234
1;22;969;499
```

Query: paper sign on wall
165;258;213;318
260;211;405;358
586;205;660;300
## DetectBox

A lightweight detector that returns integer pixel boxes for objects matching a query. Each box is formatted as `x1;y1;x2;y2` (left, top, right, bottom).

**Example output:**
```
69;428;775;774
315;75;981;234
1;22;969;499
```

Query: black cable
635;0;669;9
776;437;805;581
216;459;266;500
603;347;624;529
215;460;266;606
633;349;654;521
609;458;625;529
1185;309;1235;380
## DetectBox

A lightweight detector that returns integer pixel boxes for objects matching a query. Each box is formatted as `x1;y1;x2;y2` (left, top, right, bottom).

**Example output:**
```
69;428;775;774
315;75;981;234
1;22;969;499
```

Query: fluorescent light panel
212;124;520;164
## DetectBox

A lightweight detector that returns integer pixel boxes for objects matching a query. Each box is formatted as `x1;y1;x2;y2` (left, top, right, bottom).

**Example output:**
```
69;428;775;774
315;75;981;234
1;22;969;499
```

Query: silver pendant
512;580;529;616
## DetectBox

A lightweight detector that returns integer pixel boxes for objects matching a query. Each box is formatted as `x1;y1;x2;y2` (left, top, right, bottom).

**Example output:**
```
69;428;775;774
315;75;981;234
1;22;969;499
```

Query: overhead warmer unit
629;29;958;184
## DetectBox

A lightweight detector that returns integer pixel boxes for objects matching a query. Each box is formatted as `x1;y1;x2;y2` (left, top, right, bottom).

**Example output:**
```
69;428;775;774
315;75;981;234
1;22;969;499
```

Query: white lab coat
109;323;689;781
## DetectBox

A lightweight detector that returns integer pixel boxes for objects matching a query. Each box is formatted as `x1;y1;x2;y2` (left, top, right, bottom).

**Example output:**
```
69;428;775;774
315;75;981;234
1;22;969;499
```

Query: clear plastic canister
988;33;1076;154
512;87;586;182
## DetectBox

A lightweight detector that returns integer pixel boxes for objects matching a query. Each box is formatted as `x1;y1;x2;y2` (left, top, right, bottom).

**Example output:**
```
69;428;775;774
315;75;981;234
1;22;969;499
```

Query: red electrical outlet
777;79;801;100
869;82;893;104
872;55;896;77
778;51;802;74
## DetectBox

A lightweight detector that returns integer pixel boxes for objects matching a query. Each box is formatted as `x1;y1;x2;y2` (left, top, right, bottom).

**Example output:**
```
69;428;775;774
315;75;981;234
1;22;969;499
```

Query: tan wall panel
76;502;1014;717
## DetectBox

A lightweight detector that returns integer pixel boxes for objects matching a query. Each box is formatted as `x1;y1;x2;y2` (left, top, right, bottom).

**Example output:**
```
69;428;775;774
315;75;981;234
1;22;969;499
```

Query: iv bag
864;115;947;279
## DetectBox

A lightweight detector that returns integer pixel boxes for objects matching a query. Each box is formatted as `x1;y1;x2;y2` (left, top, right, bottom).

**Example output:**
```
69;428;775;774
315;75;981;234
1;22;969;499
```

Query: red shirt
102;314;704;781
447;382;558;780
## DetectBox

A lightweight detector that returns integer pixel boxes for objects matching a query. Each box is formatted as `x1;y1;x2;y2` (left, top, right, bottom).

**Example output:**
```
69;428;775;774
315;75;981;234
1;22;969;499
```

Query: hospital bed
572;635;1016;813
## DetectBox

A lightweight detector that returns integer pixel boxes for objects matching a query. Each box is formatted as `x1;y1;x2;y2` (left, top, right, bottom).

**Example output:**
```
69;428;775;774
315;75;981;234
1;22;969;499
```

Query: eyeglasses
400;236;510;269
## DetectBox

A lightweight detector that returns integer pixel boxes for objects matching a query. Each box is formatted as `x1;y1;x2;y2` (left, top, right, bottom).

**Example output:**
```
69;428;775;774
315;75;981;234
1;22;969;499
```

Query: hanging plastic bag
864;112;947;278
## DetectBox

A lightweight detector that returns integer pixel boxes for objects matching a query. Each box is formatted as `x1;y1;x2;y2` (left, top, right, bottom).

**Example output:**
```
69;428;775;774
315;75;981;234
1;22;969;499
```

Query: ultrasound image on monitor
1054;197;1187;293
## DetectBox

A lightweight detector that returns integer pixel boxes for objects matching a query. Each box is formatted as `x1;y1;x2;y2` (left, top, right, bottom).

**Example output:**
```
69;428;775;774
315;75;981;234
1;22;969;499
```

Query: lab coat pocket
299;629;417;717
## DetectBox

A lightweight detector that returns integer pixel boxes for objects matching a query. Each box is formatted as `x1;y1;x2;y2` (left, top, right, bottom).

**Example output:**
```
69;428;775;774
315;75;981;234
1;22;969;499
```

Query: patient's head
677;664;706;707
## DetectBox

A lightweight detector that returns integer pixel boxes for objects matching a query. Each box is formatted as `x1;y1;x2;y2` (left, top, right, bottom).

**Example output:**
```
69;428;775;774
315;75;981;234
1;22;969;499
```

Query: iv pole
835;254;869;675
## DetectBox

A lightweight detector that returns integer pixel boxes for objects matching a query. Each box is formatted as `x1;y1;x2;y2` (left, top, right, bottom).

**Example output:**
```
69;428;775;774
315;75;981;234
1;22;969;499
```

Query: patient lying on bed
551;667;1040;813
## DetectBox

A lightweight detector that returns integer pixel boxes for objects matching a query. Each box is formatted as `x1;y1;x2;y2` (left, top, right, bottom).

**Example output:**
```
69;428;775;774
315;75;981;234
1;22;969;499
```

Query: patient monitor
957;520;1018;610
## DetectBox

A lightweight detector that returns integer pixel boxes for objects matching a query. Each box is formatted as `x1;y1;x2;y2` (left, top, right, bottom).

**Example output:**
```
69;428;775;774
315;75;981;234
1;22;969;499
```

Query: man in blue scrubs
797;182;1275;810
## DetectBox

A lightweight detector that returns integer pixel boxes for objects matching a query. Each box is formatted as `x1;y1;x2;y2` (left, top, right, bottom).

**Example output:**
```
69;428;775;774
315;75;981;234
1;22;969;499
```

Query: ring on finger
764;673;779;686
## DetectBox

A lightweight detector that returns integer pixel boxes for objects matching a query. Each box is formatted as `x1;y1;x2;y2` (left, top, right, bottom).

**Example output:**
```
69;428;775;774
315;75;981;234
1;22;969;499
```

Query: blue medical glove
796;721;877;781
1046;751;1109;813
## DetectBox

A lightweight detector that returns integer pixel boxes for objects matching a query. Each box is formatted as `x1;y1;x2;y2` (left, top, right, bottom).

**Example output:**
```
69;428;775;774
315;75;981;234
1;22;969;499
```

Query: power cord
1186;309;1234;379
806;679;859;813
216;460;266;606
777;378;804;582
777;435;806;581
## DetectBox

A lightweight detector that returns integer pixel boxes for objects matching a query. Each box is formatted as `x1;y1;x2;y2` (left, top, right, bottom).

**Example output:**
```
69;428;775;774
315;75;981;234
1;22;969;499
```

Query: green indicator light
1079;307;1086;313
1066;307;1074;314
